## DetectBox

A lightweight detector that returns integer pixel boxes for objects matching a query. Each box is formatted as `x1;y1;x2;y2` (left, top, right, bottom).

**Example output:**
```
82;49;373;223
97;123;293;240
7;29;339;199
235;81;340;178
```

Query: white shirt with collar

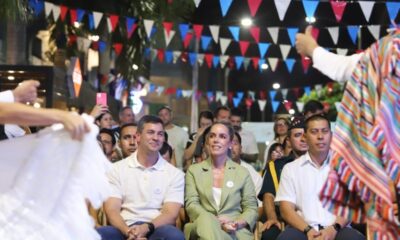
0;90;25;138
108;151;184;226
275;152;335;229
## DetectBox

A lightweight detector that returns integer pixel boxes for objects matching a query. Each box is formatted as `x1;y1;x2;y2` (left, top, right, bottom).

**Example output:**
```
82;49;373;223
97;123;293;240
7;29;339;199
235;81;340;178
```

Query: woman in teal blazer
184;122;258;240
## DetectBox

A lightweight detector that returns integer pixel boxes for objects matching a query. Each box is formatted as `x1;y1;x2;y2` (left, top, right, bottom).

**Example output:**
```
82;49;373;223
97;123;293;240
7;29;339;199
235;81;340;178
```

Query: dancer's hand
13;80;40;103
295;26;319;58
60;112;90;140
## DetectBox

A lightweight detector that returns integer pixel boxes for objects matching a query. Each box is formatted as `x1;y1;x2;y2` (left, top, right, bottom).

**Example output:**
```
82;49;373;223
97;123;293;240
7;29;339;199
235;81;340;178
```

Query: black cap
289;116;305;130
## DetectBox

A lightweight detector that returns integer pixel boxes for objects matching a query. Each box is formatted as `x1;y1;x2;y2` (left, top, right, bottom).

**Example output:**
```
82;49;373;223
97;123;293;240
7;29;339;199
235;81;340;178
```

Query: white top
240;161;263;207
108;151;185;226
262;139;278;170
166;124;189;169
239;129;259;155
275;152;335;229
212;187;222;209
0;90;26;138
312;47;362;83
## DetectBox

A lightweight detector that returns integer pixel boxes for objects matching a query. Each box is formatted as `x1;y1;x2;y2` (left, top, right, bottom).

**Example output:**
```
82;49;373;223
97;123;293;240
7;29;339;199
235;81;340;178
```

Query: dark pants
261;225;281;240
97;224;184;240
276;226;365;240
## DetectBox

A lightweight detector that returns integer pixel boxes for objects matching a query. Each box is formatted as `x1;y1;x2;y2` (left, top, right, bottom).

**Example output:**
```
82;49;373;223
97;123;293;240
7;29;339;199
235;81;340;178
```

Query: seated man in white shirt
97;115;185;240
275;115;364;240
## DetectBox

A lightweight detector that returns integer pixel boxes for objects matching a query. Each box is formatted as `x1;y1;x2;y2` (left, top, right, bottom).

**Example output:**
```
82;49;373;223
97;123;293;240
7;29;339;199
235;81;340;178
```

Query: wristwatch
303;225;313;235
332;223;342;232
145;222;155;235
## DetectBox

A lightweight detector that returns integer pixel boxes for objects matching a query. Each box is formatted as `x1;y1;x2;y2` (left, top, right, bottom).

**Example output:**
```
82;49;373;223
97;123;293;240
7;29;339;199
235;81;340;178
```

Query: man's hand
314;226;336;240
307;228;321;240
12;80;40;103
295;26;319;58
127;224;149;239
260;219;282;232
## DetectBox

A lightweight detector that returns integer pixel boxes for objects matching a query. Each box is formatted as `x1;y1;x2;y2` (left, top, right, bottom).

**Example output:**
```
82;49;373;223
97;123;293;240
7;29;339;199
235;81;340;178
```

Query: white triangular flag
150;49;158;62
209;25;220;43
172;51;181;63
279;44;291;60
327;27;339;45
107;17;112;33
359;1;375;22
156;86;165;96
182;90;193;97
164;29;176;47
336;48;348;56
267;27;279;44
93;11;103;29
243;58;251;70
334;102;341;111
197;53;204;65
51;4;61;21
220;55;230;68
216;91;223;102
281;89;288;99
315;84;322;97
268;58;279;72
296;101;304;112
258;99;267;111
248;91;255;100
44;2;53;18
219;38;231;55
368;25;380;40
220;96;228;105
144;19;155;38
274;0;291;21
194;0;201;8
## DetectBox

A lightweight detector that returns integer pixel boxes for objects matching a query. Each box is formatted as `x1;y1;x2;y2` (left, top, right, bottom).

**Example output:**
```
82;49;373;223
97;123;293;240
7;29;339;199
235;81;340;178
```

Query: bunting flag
258;99;267;111
252;57;259;70
163;22;173;37
213;55;220;68
77;9;85;22
235;56;244;69
165;51;173;63
281;89;288;99
204;53;213;68
193;0;201;8
268;58;279;72
92;11;103;29
44;2;53;18
209;25;220;43
304;86;311;96
247;0;262;17
243;58;251;70
232;97;241;107
239;41;250;56
108;14;119;32
157;49;165;62
228;26;240;41
69;9;77;25
302;0;319;17
386;2;400;20
237;92;244;100
287;28;298;46
193;24;204;40
274;0;291;21
368;25;380;40
279;44;291;60
60;5;68;22
201;36;212;51
358;1;374;22
248;91;255;100
269;90;277;100
311;27;320;40
314;84;322;97
219;0;233;17
51;3;61;22
220;55;229;68
327;26;339;45
272;101;280;113
220;96;228;105
249;26;260;43
245;98;253;109
330;1;347;22
267;27;279;44
216;91;223;102
179;23;189;40
172;51;181;63
126;17;137;38
258;42;270;58
347;25;358;44
88;12;95;29
296;101;305;112
164;30;176;46
197;53;204;65
113;43;123;56
258;59;265;72
301;56;311;73
285;58;295;73
189;52;197;66
219;38;231;55
183;32;193;49
283;101;292;112
144;19;155;39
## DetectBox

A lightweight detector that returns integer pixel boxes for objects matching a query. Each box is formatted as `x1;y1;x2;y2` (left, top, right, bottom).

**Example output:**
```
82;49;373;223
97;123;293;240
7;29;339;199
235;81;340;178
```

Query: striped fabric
320;31;400;239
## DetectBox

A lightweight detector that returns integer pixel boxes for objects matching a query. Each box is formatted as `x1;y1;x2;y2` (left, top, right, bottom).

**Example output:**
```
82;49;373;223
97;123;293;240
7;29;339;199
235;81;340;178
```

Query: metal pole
190;37;199;133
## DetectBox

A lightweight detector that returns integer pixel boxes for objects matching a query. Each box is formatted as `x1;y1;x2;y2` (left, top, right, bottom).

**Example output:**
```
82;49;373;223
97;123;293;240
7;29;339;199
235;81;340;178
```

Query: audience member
263;117;289;169
118;123;138;159
95;112;113;130
119;106;135;125
99;128;116;161
214;106;231;123
265;143;284;164
303;100;324;119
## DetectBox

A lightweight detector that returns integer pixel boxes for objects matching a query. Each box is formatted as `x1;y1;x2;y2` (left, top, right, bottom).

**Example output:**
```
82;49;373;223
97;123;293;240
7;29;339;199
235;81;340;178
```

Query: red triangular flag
60;5;68;22
249;26;260;43
113;43;123;56
227;57;235;69
165;87;177;95
183;32;193;49
301;56;311;73
193;24;203;40
251;57;259;69
157;49;165;62
163;22;173;37
69;9;77;25
109;15;119;32
239;41;250;56
330;1;347;22
245;98;253;109
204;53;213;68
127;23;138;38
311;27;320;40
284;101;293;112
247;0;262;17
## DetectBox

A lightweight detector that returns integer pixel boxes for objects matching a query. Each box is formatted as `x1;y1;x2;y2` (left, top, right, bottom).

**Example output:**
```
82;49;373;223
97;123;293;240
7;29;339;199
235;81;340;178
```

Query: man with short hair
230;109;259;163
119;106;135;125
275;115;364;240
157;106;188;170
303;100;324;119
258;117;308;240
97;115;185;240
213;106;231;122
119;123;138;158
99;128;116;161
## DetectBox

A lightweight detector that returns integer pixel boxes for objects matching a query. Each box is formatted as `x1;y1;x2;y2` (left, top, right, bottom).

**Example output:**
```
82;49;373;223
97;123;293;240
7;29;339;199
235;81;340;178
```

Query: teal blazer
185;158;258;230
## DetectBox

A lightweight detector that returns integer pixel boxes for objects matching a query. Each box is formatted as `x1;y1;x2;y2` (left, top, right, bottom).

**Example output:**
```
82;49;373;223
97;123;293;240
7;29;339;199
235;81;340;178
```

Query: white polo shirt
108;151;184;226
275;152;335;228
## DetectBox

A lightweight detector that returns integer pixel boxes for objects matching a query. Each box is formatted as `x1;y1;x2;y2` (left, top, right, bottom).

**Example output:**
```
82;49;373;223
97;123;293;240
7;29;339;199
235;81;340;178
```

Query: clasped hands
125;224;149;240
218;215;241;234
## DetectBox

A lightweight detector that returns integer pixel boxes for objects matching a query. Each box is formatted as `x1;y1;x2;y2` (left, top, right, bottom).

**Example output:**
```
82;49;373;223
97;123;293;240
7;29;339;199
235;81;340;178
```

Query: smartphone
96;92;107;106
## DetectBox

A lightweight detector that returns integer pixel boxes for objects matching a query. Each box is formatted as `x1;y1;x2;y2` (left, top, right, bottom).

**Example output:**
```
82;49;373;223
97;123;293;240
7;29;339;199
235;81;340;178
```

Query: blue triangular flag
304;86;311;96
213;56;220;68
179;23;189;40
77;9;86;22
126;17;136;31
150;26;157;38
149;84;156;93
220;0;233;17
272;101;280;113
233;97;241;108
258;43;270;58
144;48;151;58
237;92;244;100
207;91;214;101
189;52;197;66
258;59;265;73
285;59;295;73
165;51;173;63
347;25;358;44
29;0;44;16
302;0;319;17
235;56;244;69
228;26;240;41
201;36;212;51
269;90;277;100
88;13;95;30
176;89;183;98
98;41;107;53
287;28;298;46
386;2;400;20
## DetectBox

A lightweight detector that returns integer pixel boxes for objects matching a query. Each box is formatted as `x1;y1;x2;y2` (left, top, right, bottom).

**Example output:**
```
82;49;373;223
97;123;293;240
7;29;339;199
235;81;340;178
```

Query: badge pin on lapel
226;181;234;188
